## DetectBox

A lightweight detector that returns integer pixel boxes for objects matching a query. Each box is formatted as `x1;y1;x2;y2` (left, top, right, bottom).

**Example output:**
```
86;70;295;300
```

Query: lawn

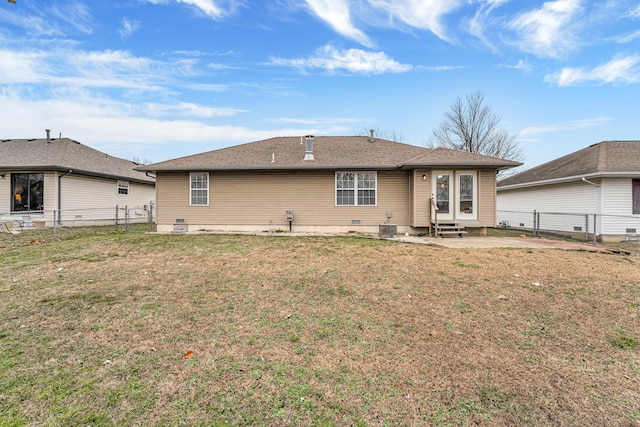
1;229;639;426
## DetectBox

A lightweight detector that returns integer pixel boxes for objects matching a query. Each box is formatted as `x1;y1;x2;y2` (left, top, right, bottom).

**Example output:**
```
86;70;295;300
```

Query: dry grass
1;229;640;426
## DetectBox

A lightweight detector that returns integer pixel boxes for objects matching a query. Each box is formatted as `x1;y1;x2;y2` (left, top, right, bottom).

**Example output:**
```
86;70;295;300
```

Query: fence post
585;214;589;242
148;201;154;232
53;210;57;241
593;214;597;246
115;205;119;232
125;206;129;232
536;211;541;237
533;210;537;237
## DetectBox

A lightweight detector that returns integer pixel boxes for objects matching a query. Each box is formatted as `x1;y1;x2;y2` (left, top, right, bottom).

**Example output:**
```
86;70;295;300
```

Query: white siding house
0;137;155;227
497;141;640;241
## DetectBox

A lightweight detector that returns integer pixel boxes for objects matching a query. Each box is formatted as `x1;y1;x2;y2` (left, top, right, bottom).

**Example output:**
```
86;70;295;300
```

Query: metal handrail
430;197;439;237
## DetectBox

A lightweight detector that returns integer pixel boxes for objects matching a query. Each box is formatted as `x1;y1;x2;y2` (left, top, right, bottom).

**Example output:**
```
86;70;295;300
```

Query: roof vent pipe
303;135;315;161
46;129;51;141
369;129;375;142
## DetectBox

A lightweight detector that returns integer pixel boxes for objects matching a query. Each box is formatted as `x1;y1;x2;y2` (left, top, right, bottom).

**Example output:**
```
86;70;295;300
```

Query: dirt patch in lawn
1;231;639;426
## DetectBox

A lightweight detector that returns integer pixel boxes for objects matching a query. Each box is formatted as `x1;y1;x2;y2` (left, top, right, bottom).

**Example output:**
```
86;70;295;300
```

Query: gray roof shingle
0;138;154;183
138;136;521;171
498;140;640;188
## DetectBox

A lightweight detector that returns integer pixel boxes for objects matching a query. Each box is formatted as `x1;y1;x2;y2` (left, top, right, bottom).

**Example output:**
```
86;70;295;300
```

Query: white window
458;174;474;214
117;180;129;195
190;172;209;206
336;172;376;206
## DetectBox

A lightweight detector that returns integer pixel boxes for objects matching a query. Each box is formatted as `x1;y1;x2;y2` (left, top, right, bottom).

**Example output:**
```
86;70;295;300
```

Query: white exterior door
455;171;477;220
433;172;453;221
433;171;477;221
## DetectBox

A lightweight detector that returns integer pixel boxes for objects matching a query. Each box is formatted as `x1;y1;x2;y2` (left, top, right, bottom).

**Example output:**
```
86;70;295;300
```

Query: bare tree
430;91;524;166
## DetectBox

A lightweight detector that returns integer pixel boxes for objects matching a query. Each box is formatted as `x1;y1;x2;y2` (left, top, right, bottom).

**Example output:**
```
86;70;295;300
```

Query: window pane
190;173;208;205
12;173;43;212
436;174;449;213
358;172;375;189
118;180;129;195
358;189;376;205
337;190;354;205
336;172;354;189
459;174;473;214
336;172;375;206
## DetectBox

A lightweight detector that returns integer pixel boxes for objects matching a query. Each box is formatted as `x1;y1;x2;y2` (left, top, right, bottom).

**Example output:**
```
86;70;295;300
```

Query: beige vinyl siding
43;172;56;213
478;169;496;227
0;173;11;212
157;170;411;229
410;169;432;227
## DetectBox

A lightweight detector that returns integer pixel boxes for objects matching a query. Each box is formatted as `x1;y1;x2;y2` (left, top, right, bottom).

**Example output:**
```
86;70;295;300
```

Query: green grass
1;227;640;426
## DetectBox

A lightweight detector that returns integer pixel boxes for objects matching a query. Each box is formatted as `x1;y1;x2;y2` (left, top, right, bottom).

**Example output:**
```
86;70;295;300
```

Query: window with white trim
190;172;209;206
336;172;376;206
458;174;474;214
117;180;129;195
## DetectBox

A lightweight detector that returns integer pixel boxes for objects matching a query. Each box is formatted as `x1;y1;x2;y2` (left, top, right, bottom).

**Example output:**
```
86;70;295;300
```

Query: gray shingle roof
498;140;640;188
138;136;521;171
0;138;154;184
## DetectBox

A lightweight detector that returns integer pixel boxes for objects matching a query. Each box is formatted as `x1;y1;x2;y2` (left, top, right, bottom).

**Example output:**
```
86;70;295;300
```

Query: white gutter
498;171;640;191
581;177;599;187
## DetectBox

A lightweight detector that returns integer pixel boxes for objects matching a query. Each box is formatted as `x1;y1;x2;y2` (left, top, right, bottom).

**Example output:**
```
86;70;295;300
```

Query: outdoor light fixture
422;174;427;180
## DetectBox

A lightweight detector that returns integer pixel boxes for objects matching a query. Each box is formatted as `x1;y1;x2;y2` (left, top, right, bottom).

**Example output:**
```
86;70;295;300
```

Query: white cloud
0;48;185;91
0;93;305;161
145;0;247;19
49;1;95;35
0;2;92;37
629;5;640;18
616;30;640;44
368;0;464;41
519;117;613;138
0;50;50;83
144;102;246;118
500;59;532;72
119;18;141;39
507;0;583;59
545;55;640;86
467;0;509;50
270;44;412;74
305;0;373;47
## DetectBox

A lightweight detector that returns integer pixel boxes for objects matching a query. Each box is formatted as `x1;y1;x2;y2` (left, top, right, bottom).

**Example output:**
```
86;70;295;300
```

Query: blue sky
1;0;639;168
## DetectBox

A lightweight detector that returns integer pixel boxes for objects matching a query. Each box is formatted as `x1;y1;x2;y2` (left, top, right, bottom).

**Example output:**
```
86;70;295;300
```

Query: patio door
455;172;477;220
433;171;478;221
433;172;453;221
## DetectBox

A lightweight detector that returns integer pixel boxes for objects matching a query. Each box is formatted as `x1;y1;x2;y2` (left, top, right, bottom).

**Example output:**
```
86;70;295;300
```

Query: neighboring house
138;135;519;235
0;136;156;227
497;140;640;241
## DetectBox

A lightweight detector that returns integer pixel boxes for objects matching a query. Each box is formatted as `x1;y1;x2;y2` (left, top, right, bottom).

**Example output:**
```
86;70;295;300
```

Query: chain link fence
497;210;640;244
1;202;155;244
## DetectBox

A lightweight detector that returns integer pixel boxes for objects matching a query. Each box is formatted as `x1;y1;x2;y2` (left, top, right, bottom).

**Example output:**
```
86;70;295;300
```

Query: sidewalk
393;235;628;254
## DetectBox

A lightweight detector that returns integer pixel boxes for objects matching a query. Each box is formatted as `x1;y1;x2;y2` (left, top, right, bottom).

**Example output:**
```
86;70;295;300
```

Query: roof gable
139;136;521;171
0;138;154;183
498;140;640;188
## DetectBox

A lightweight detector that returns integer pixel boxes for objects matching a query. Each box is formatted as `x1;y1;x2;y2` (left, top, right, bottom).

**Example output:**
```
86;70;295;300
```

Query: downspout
57;170;72;224
581;177;600;243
